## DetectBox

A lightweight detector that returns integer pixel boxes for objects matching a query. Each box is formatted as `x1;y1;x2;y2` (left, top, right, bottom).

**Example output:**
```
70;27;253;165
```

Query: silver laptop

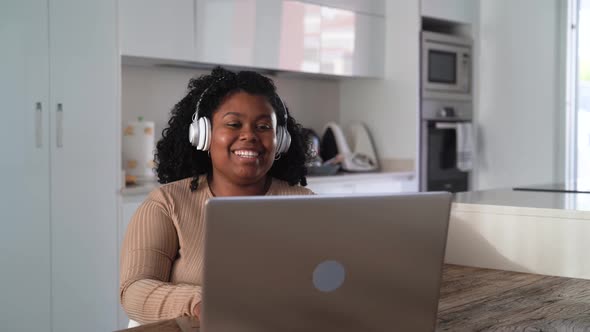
200;192;452;332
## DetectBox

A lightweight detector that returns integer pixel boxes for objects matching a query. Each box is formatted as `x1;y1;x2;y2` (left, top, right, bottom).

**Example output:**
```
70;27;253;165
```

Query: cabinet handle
35;102;42;148
56;103;63;148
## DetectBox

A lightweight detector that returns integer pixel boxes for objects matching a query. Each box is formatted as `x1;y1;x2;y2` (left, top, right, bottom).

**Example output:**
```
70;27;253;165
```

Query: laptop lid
200;192;452;332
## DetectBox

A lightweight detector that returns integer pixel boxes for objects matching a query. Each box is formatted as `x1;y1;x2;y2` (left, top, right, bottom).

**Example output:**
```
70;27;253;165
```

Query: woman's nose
239;125;258;141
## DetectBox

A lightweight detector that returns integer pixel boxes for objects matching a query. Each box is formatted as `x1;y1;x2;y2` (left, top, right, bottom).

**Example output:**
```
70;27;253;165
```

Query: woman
119;67;314;324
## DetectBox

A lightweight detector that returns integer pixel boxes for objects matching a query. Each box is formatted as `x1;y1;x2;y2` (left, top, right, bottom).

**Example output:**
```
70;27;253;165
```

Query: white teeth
234;150;259;158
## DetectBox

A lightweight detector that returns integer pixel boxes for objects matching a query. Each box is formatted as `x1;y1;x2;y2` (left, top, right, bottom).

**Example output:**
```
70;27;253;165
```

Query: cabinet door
278;1;321;73
119;0;195;60
319;6;356;75
421;0;475;24
279;1;385;77
49;0;119;331
298;0;385;16
195;0;282;70
354;177;403;193
351;13;385;77
0;1;51;331
306;180;356;194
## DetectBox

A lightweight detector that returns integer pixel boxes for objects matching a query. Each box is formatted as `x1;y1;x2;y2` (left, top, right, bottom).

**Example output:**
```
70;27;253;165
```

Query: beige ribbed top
119;176;314;324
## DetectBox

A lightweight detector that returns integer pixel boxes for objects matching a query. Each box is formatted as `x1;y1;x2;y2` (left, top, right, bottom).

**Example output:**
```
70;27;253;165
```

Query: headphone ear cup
196;117;208;151
275;126;291;155
281;127;291;154
275;126;284;155
202;117;211;151
189;121;199;147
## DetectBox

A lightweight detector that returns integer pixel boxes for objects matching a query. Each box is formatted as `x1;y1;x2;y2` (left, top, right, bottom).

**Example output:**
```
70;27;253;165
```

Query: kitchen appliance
420;99;472;192
302;128;340;176
320;122;379;172
421;31;472;100
301;128;322;167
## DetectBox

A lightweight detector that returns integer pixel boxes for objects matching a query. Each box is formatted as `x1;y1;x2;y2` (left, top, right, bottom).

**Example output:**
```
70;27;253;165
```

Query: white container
122;119;156;183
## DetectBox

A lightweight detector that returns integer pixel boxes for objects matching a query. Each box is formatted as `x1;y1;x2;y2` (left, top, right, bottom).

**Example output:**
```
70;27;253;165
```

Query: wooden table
118;264;590;332
438;264;590;331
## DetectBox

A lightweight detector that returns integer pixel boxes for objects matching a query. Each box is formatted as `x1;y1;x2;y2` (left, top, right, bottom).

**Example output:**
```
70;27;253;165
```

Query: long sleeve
119;176;312;324
119;195;202;324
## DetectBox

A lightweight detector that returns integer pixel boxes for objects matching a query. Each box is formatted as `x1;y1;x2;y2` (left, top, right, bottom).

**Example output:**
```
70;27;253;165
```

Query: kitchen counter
454;187;590;211
119;172;416;197
447;186;590;280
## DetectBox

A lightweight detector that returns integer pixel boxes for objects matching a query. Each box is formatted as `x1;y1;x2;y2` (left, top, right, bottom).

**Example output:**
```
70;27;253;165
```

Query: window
566;0;590;182
577;0;590;181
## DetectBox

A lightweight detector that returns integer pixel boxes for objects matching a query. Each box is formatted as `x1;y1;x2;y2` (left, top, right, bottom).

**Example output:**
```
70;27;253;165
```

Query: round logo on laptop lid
312;260;346;292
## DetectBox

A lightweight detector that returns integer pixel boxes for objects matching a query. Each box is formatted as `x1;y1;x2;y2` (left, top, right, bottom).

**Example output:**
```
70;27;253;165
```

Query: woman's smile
232;149;261;159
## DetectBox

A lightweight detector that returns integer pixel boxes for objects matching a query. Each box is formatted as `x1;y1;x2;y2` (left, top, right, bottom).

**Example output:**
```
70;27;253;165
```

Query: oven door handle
435;122;457;130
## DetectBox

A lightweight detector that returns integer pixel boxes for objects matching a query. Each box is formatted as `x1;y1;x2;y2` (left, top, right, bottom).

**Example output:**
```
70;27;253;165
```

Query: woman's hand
193;302;202;319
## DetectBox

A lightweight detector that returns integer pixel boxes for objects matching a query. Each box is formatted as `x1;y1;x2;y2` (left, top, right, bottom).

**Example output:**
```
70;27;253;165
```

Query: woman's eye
226;122;240;128
257;123;272;130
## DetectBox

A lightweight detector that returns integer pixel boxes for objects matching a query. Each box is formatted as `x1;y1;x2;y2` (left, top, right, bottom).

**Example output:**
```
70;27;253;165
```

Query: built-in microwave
421;31;472;98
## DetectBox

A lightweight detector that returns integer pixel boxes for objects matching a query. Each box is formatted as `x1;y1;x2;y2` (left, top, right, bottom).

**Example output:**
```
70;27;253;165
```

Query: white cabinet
299;0;385;16
421;0;476;24
119;0;195;60
118;0;385;78
352;12;385;78
1;1;119;331
279;1;385;77
194;0;282;69
0;2;51;331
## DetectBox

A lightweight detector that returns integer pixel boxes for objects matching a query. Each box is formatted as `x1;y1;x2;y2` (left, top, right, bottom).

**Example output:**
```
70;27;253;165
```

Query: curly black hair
155;66;309;191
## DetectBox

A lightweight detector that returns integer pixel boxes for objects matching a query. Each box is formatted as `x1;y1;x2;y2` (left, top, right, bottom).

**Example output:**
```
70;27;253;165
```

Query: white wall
339;0;421;172
475;0;562;189
122;65;340;140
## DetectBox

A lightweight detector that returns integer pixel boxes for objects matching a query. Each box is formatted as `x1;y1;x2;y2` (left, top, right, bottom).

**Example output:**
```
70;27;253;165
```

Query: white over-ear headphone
188;84;291;158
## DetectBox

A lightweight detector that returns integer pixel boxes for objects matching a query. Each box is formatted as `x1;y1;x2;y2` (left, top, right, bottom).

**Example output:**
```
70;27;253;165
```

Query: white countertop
454;188;590;212
120;171;415;197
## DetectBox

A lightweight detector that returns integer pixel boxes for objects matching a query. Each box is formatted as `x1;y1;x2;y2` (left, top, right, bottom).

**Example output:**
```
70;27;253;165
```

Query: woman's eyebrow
222;111;242;118
256;114;272;120
222;112;273;120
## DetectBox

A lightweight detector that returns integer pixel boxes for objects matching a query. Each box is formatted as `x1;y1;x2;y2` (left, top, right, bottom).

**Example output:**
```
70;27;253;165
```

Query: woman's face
209;91;278;185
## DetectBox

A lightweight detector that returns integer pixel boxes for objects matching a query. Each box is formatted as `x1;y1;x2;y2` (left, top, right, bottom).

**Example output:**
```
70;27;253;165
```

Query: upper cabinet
194;0;282;70
421;0;475;24
119;0;385;78
301;0;385;16
290;1;385;77
119;0;195;60
278;1;384;77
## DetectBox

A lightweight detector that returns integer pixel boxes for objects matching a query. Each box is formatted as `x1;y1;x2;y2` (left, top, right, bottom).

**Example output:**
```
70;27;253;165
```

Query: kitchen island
447;188;590;279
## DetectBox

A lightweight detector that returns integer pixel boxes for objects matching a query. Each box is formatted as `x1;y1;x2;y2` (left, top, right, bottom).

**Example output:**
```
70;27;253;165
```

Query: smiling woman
209;92;281;195
119;67;314;325
156;66;308;191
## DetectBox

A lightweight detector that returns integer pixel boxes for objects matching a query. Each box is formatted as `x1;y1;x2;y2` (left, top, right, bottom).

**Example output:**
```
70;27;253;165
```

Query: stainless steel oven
420;99;472;192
